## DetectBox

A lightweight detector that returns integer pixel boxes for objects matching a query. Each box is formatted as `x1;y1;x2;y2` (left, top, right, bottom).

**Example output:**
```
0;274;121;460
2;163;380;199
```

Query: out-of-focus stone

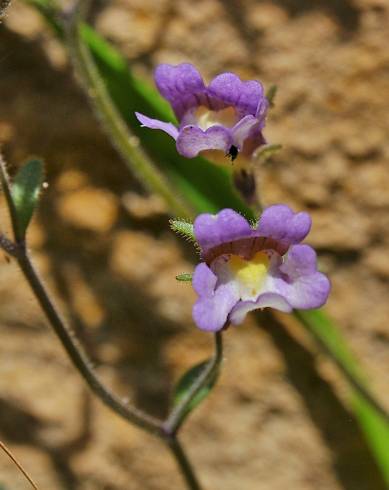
309;205;372;250
121;191;167;219
56;187;118;233
346;163;389;207
363;246;389;278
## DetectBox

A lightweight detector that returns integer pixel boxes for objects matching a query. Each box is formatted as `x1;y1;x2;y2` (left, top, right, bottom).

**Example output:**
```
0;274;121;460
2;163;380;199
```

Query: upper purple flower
136;63;269;160
191;205;330;331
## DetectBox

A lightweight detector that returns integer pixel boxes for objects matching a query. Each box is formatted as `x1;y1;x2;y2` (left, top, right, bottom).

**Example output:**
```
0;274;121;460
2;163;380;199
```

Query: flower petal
193;281;239;332
256;204;311;248
272;244;331;309
231;115;260;149
176;125;232;158
207;73;265;117
135;112;179;140
155;63;206;120
194;208;252;253
229;293;292;325
192;263;217;297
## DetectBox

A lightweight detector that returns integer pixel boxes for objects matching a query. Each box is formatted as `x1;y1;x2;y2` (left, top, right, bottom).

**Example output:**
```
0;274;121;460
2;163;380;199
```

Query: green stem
63;1;192;219
0;155;163;437
168;436;204;490
164;332;223;435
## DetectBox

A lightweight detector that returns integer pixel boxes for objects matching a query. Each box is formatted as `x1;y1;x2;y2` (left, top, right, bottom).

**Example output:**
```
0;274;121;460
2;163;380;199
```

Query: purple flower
136;63;268;160
191;205;330;331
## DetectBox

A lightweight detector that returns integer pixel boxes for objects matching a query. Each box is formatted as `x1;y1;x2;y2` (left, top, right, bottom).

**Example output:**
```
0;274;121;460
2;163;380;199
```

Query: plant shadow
258;311;386;490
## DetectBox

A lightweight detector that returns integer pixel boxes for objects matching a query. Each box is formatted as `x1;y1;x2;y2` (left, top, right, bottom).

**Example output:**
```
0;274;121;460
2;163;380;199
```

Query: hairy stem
17;246;165;435
62;0;192;219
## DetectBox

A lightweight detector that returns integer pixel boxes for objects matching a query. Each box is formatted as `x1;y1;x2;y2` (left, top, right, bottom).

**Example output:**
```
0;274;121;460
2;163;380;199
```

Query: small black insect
226;145;239;162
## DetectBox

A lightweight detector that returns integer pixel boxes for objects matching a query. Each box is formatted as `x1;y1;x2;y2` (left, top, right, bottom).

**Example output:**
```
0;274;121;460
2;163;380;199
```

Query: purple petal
255;96;269;125
193;281;239;332
176;125;232;158
192;263;218;297
229;293;292;325
135;112;179;140
272;244;331;309
231;115;260;149
207;73;265;117
155;63;206;120
194;208;252;253
255;204;311;248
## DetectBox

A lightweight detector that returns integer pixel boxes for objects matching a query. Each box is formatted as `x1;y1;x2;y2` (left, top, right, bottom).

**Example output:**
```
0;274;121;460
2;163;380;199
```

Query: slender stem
0;440;39;490
168;436;203;490
0;153;23;242
164;332;223;435
62;0;192;219
0;154;163;435
17;248;165;435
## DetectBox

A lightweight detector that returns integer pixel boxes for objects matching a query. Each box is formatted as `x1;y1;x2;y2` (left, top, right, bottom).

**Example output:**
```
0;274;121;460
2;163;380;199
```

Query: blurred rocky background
0;0;388;488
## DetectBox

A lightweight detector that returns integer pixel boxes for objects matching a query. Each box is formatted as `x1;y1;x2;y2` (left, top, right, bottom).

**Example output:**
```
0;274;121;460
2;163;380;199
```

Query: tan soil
0;0;388;489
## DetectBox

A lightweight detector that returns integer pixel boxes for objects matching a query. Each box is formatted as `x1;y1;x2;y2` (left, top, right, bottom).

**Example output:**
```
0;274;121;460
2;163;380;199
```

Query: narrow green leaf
176;273;193;282
173;360;218;416
295;309;389;485
11;159;44;239
353;394;389;484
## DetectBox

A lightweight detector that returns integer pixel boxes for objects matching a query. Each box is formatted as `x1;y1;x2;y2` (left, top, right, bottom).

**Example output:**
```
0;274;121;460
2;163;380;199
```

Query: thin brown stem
168;437;204;490
0;440;39;490
17;247;164;436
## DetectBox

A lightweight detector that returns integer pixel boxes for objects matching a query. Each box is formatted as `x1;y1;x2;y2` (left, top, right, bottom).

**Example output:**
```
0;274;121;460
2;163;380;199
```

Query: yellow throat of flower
229;251;270;299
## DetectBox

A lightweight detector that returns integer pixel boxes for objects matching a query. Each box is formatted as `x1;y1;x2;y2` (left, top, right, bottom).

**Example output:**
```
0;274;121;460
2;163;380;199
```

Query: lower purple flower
136;63;268;160
191;205;330;331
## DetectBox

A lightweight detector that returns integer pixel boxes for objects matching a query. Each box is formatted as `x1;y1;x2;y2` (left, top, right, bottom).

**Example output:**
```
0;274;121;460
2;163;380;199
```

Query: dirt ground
0;0;389;489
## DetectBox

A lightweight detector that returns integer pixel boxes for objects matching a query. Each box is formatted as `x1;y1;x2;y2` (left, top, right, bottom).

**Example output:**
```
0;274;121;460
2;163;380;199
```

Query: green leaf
175;273;193;282
11;159;44;239
173;360;218;416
